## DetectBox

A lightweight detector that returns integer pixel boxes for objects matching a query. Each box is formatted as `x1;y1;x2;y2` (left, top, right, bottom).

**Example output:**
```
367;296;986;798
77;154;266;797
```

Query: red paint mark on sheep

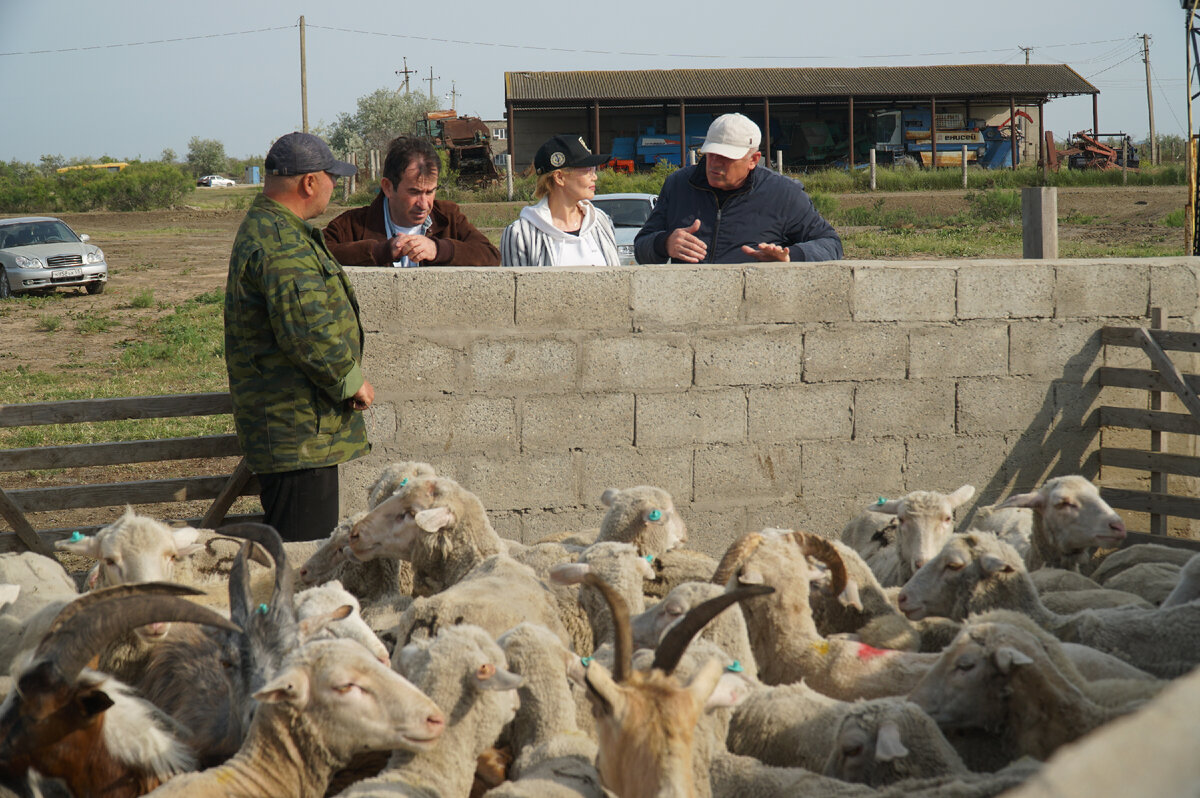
855;643;891;661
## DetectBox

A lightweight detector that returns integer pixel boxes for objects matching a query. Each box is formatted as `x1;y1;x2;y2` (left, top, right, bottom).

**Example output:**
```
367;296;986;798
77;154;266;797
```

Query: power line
0;25;292;57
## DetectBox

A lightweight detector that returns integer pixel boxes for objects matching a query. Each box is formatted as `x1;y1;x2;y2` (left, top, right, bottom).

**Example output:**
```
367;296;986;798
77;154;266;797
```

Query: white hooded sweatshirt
500;197;621;267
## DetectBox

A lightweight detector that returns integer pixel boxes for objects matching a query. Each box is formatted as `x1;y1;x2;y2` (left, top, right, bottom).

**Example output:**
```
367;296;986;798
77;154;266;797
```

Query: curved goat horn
652;585;774;675
34;594;240;686
711;531;764;586
582;572;632;684
790;532;847;599
43;582;203;637
218;522;294;612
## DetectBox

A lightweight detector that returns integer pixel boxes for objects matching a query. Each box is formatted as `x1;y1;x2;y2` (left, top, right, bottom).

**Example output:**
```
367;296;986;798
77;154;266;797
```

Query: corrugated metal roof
505;65;1096;103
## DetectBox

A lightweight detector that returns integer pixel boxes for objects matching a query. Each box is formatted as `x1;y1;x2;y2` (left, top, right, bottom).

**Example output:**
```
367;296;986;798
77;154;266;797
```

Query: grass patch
1162;208;1185;228
36;315;63;332
130;289;155;308
77;314;117;334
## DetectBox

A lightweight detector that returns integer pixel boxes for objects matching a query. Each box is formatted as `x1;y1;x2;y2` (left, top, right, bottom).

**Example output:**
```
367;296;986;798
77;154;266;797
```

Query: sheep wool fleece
225;193;369;474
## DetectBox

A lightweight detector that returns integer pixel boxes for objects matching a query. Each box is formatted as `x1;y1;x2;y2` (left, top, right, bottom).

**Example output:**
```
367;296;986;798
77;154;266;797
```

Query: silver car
591;193;657;266
0;216;108;298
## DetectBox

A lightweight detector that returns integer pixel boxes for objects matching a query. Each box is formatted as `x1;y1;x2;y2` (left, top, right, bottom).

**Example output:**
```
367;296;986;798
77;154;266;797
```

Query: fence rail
0;393;258;556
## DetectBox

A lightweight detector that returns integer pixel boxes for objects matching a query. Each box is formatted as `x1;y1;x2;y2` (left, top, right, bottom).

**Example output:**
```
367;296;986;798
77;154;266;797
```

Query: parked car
590;193;657;265
197;174;236;187
0;217;108;298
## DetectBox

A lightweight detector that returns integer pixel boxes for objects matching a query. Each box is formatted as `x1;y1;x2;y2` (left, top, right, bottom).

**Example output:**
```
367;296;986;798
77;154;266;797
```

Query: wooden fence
1100;315;1200;550
0;392;258;556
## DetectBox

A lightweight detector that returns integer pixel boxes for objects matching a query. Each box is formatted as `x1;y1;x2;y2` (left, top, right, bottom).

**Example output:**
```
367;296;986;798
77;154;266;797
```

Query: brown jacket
323;192;500;266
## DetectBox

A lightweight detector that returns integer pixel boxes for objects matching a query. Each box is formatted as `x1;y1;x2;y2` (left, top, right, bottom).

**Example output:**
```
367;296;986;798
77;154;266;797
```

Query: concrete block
957;378;1054;435
518;509;597;545
1022;187;1058;259
748;384;854;442
346;267;398;331
804;325;908;382
489;511;525;544
463;453;576;511
801;439;905;498
910;323;1009;378
744;264;851;323
743;500;807;534
522;393;634;451
904;435;1009;496
580;335;693;392
1150;261;1200;322
515;269;632;330
636;389;746;447
394;268;515;330
364;333;465;396
853;263;957;322
683;503;751;558
470;337;577;393
787;495;872;539
577;447;693;504
694;444;801;501
632;266;743;329
695;328;804;387
398;397;518;455
855;380;956;439
1055;261;1149;319
1009;322;1102;380
958;261;1054;319
362;400;398;447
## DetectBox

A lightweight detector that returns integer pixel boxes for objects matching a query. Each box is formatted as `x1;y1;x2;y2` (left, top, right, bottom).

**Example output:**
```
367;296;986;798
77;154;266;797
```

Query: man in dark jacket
324;136;500;267
634;113;842;264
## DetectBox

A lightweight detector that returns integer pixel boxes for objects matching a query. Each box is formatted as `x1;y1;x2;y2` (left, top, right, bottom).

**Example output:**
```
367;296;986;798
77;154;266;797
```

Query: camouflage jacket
224;193;369;474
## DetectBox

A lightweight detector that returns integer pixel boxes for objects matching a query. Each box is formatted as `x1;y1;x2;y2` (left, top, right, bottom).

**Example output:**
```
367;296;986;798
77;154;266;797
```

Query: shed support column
1038;100;1047;181
1092;94;1099;136
679;100;687;168
763;98;772;160
1010;96;1018;170
592;101;600;155
931;96;938;168
506;102;515;162
847;97;855;170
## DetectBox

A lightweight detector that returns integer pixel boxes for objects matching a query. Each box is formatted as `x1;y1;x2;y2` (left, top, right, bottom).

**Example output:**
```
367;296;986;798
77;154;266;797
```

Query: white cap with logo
699;113;762;160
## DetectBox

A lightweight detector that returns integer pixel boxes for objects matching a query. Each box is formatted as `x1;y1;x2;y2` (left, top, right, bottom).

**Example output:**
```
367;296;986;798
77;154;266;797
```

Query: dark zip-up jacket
634;159;842;264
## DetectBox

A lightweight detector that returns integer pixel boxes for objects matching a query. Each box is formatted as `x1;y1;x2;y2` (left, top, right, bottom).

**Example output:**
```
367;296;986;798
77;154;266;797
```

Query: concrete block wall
342;257;1200;557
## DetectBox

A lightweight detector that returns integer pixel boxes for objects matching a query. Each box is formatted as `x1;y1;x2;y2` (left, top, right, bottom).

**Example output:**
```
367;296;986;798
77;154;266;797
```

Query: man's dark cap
534;135;609;175
265;132;356;177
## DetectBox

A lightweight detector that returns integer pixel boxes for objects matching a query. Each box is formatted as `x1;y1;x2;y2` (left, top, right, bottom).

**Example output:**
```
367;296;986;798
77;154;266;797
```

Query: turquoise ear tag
69;531;84;542
726;661;744;673
644;554;655;563
400;477;409;487
257;603;269;615
648;509;662;522
581;656;593;667
876;497;887;506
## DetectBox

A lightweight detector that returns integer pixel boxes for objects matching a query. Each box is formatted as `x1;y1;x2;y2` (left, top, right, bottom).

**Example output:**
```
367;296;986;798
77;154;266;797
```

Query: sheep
1088;541;1197;584
1160;552;1200;608
643;548;720;600
56;506;206;589
822;698;970;787
1027;568;1102;594
550;541;656;652
897;531;1200;679
971;476;1126;571
840;485;975;587
0;552;80;674
631;581;760;681
143;637;446;797
907;616;1156;764
1097;562;1182;606
336;624;524;798
366;460;438;510
1036;586;1151;613
0;584;240;798
295;579;390;664
595;485;688;557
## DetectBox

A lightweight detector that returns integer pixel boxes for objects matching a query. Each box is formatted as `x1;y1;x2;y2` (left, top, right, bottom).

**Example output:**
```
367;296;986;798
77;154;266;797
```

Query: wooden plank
0;393;232;428
0;511;267;554
1136;327;1200;422
1118;530;1200;552
1101;487;1200;521
1099;406;1200;435
1103;326;1200;352
1101;447;1200;478
0;435;241;473
0;487;55;556
3;474;260;513
201;458;254;530
1098;366;1200;393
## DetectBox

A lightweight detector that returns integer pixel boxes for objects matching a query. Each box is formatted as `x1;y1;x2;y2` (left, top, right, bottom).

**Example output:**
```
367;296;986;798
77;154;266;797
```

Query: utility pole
395;57;415;95
448;81;460;114
1142;33;1157;165
1019;46;1032;64
426;67;440;101
299;15;308;133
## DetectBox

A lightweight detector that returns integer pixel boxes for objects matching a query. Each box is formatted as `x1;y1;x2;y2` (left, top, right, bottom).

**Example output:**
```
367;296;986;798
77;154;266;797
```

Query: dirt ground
0;185;1188;539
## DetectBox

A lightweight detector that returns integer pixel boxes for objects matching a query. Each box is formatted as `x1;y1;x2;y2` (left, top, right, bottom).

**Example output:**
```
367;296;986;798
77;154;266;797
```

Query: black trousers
257;465;339;542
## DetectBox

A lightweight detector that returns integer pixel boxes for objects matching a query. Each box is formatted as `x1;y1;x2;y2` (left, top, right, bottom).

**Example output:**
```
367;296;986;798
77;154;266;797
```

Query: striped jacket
500;198;621;267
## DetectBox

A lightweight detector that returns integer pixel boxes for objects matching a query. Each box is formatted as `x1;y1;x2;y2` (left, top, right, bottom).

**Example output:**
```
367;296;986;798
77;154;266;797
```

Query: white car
197;175;236;187
591;193;657;266
0;216;108;298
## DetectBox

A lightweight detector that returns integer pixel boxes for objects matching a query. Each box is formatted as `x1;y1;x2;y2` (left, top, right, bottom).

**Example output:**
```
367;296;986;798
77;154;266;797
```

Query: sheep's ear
86;566;101;589
873;499;902;515
56;533;102;558
838;578;864;610
737;568;765;586
171;526;201;552
549;563;591;585
255;666;312;709
298;604;353;638
635;556;656;581
993;646;1034;674
704;670;752;710
979;554;1014;576
875;721;910;762
474;662;525;691
600;489;620;508
565;655;588;686
0;584;20;609
415;506;456;533
948;485;976;508
996;490;1045;511
685;658;726;709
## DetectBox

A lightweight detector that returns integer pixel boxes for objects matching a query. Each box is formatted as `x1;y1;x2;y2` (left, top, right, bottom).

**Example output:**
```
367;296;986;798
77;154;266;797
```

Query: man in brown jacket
324;136;500;267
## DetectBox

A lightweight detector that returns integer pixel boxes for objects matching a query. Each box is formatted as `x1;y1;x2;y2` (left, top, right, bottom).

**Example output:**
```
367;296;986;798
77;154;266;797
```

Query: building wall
341;258;1200;555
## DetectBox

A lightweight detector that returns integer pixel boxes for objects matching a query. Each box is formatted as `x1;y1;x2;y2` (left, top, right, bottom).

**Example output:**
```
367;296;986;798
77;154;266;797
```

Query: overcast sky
0;0;1191;163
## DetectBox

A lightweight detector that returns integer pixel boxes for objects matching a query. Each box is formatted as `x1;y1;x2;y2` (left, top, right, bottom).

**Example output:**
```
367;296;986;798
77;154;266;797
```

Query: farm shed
502;64;1099;171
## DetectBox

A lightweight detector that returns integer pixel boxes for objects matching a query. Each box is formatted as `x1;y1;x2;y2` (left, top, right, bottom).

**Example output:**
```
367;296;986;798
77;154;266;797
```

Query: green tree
38;154;66;176
323;89;438;165
160;148;177;164
186;137;228;177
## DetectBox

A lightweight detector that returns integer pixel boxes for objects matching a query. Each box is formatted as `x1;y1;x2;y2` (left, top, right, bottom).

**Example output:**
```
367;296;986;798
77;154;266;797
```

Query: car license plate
52;268;82;279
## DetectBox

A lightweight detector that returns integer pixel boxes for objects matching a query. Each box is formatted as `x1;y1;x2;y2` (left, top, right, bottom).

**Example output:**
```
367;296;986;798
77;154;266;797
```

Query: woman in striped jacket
500;134;621;267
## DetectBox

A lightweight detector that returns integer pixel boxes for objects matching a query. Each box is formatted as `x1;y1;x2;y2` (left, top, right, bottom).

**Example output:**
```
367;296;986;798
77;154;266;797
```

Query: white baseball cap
699;113;762;160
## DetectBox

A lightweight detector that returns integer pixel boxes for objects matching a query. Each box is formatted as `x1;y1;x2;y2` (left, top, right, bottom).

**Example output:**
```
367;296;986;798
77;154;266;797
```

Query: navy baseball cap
265;132;356;177
534;135;609;175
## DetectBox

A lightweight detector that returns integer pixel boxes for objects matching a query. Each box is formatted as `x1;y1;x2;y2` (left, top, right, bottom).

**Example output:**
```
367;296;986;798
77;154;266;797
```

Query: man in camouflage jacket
224;132;373;541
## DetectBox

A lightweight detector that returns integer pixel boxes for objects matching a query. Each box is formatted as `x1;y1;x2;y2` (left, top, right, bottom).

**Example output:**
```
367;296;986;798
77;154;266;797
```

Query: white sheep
631;581;760;681
366;460;438;509
0;551;78;674
294;579;390;664
595;485;689;557
840;485;975;587
1088;541;1197;584
1097;561;1182;606
1160;552;1200;608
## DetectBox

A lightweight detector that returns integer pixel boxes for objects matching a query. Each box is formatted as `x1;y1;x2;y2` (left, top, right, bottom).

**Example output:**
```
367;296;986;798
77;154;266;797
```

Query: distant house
482;119;508;168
